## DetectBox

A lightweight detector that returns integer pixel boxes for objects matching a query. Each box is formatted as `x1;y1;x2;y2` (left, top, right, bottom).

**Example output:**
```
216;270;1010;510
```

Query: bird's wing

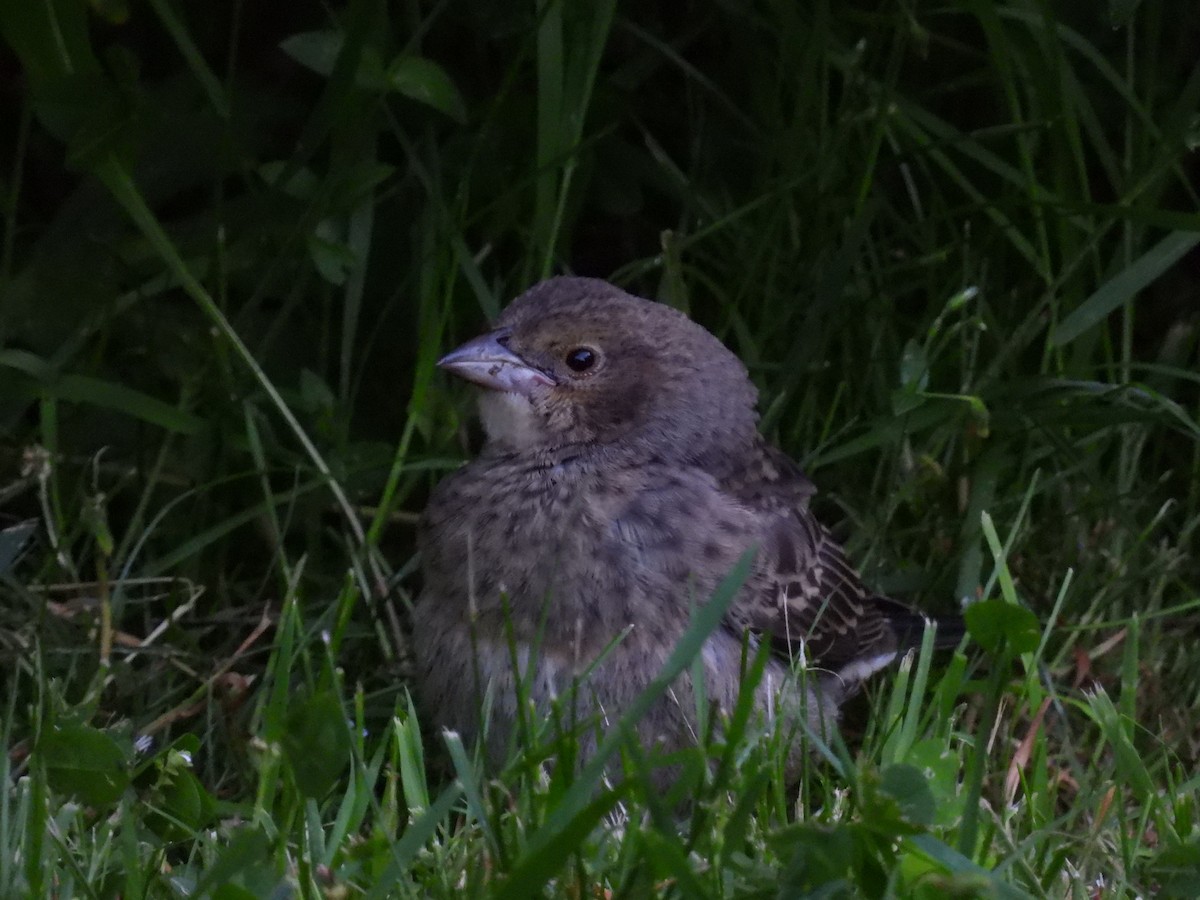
721;443;898;672
726;507;895;671
719;442;817;512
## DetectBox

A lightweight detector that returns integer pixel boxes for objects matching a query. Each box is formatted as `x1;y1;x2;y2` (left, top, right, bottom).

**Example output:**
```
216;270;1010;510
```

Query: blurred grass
1;0;1199;896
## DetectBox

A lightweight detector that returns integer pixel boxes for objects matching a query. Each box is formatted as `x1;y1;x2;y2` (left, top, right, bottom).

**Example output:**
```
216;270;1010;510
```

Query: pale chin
477;391;545;450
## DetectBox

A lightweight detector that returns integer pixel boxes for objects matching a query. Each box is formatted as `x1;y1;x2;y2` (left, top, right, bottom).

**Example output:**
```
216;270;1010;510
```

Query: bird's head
438;277;760;469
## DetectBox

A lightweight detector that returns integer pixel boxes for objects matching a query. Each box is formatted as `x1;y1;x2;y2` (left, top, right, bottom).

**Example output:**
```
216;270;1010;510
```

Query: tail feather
874;595;966;653
821;598;963;701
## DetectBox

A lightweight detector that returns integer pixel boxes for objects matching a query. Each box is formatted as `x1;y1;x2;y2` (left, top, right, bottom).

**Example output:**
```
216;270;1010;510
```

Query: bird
414;276;961;778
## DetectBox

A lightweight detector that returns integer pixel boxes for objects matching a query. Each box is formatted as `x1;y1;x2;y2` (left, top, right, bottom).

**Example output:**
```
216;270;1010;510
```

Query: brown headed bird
416;277;961;774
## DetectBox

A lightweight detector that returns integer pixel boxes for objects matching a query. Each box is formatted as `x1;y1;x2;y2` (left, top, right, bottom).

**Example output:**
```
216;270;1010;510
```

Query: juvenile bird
416;277;959;776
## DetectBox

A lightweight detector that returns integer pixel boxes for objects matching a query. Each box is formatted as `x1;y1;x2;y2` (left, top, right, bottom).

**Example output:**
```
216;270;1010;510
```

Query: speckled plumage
415;277;957;774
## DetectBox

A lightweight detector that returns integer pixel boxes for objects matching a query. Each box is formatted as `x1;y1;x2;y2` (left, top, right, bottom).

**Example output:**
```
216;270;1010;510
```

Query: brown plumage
415;276;960;774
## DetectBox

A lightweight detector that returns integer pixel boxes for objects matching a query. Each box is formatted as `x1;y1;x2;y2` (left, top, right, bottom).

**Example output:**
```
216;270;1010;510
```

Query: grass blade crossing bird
416;276;962;775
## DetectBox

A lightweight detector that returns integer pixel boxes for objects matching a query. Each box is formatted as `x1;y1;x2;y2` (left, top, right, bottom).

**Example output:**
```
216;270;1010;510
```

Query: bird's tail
827;596;965;701
875;595;966;653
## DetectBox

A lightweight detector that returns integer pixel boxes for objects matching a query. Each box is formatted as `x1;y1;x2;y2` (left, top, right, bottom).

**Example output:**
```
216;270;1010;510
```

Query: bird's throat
478;390;545;451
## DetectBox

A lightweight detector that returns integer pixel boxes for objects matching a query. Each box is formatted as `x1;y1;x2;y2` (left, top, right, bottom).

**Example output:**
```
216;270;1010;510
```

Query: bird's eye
565;347;596;372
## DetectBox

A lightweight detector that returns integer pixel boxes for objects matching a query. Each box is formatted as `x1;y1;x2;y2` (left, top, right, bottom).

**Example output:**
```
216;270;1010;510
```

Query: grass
1;0;1199;896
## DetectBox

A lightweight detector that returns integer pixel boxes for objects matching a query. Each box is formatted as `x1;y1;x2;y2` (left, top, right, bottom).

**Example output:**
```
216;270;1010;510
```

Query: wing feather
722;442;897;670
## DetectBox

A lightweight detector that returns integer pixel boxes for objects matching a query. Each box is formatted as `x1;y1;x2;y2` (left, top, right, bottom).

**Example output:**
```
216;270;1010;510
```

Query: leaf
142;736;217;841
1151;838;1200;898
772;823;858;890
899;339;930;392
0;352;204;434
144;0;229;118
879;763;935;827
91;0;130;25
193;827;272;895
56;374;205;434
210;887;259;900
638;829;708;896
0;0;136;169
906;739;962;826
282;691;352;798
383;56;467;122
1051;231;1200;346
1085;687;1155;800
298;367;337;416
258;160;320;197
307;223;355;287
0;0;102;91
364;784;463;900
395;694;430;811
493;786;631;900
903;834;1029;899
148;766;216;841
280;32;466;121
964;598;1040;655
891;387;925;416
279;30;344;77
1107;0;1143;28
39;723;130;807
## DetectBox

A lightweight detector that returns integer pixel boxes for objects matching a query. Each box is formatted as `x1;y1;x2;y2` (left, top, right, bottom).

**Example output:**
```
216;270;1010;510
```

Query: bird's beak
437;331;557;395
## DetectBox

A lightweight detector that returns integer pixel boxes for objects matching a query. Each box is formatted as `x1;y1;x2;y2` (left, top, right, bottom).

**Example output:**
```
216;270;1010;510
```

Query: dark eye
565;347;596;372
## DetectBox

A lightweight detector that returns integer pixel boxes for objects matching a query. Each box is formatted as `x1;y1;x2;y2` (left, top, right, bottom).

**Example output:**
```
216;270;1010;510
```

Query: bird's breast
420;458;645;646
420;457;761;656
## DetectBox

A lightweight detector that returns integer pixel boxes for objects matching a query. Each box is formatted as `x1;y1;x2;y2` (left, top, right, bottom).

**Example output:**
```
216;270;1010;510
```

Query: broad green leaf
308;224;355;287
211;887;258;900
39;723;130;807
279;30;344;77
280;31;465;121
382;56;467;122
964;599;1040;655
282;691;352;798
903;834;1029;898
193;827;271;895
1150;838;1200;897
148;766;216;841
772;823;858;890
879;763;936;827
906;739;962;827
